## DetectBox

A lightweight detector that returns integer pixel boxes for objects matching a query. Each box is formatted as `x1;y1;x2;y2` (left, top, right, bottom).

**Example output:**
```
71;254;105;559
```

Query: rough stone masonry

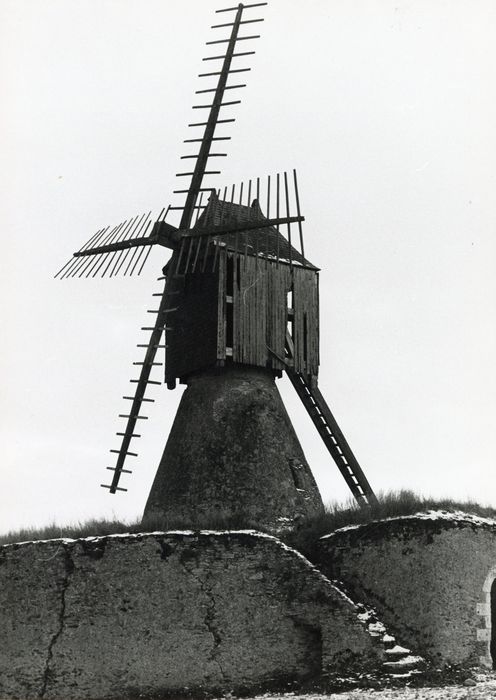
0;530;382;699
317;512;496;668
143;365;324;529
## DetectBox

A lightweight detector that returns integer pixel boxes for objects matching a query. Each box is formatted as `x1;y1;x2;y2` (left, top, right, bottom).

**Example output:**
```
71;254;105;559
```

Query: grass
0;511;259;547
283;489;496;561
1;490;495;549
304;488;496;536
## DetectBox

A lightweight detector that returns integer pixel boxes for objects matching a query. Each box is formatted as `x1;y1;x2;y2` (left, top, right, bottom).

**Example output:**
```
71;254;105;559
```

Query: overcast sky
1;0;495;533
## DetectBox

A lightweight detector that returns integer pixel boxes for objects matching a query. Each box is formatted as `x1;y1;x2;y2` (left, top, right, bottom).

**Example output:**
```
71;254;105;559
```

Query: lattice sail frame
55;2;268;280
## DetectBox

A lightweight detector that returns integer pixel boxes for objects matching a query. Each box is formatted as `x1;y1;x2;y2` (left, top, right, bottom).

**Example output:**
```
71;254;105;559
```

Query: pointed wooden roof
194;194;317;269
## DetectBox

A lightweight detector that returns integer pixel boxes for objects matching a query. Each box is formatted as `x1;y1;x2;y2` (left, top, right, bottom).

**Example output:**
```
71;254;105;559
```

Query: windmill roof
193;195;317;269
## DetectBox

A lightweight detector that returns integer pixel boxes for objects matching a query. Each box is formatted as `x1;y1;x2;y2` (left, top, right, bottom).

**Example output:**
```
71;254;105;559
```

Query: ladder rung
101;484;128;492
106;467;132;474
212;18;263;27
180;153;227;158
198;68;250;77
110;449;138;457
192;101;241;109
133;361;163;366
175;171;221;177
206;35;259;45
118;414;148;419
215;2;267;12
145;307;177;314
123;396;154;403
130;379;161;385
116;432;141;437
188;118;235;127
202;51;255;61
137;344;166;348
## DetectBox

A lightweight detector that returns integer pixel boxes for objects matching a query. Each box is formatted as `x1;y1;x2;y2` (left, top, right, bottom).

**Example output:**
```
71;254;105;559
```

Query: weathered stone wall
144;366;324;529
0;530;382;699
317;513;496;667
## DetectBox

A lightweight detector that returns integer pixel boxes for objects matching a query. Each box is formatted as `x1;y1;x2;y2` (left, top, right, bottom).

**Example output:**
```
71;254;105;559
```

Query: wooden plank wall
265;261;291;372
232;253;268;367
292;267;319;378
229;253;319;380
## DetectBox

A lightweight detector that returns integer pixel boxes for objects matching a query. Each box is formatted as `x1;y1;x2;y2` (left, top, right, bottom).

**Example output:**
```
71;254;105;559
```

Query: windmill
55;2;378;527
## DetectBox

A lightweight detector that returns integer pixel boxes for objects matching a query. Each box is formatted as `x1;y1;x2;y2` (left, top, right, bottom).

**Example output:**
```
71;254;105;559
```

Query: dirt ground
217;674;496;700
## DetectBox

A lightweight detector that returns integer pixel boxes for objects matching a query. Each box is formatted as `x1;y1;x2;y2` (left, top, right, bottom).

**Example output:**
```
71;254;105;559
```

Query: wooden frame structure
55;2;378;508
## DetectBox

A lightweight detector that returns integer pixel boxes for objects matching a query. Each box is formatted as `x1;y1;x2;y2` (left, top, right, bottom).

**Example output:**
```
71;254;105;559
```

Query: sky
1;0;495;533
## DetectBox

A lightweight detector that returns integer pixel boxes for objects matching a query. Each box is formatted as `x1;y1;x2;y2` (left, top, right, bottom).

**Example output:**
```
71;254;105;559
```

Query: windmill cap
193;193;317;270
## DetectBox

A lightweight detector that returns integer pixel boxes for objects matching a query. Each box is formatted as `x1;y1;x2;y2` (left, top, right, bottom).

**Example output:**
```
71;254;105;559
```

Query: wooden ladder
286;370;378;508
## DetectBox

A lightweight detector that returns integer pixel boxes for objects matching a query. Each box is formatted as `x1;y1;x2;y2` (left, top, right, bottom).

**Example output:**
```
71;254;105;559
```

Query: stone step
382;654;426;675
384;644;411;659
382;633;396;649
330;583;428;680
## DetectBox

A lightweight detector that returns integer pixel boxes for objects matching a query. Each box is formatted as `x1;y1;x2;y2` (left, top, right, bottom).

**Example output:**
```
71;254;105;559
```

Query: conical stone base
143;365;324;530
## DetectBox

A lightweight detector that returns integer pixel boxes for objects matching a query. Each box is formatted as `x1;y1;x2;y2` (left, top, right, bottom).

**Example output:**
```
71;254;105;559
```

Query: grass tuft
0;511;260;547
1;490;494;550
283;489;496;561
0;518;133;546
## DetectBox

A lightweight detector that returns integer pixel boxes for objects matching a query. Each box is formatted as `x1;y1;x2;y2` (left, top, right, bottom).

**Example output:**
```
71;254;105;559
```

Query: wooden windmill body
56;2;377;528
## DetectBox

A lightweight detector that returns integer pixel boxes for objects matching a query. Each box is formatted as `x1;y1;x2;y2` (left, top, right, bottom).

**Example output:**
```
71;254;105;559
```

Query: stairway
381;637;427;677
286;370;378;507
355;605;427;678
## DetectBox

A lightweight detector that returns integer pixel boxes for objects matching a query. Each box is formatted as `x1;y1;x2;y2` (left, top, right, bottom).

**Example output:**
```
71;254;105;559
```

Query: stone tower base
143;365;324;529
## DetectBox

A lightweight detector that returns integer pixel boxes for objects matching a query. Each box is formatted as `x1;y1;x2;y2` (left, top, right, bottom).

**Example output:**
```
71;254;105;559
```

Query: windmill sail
55;2;377;507
173;3;266;227
102;4;269;491
101;276;170;493
54;209;173;279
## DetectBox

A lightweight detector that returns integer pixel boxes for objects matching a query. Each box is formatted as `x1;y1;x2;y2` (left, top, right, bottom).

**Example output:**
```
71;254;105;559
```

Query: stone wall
144;366;324;529
317;513;496;667
0;530;382;699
